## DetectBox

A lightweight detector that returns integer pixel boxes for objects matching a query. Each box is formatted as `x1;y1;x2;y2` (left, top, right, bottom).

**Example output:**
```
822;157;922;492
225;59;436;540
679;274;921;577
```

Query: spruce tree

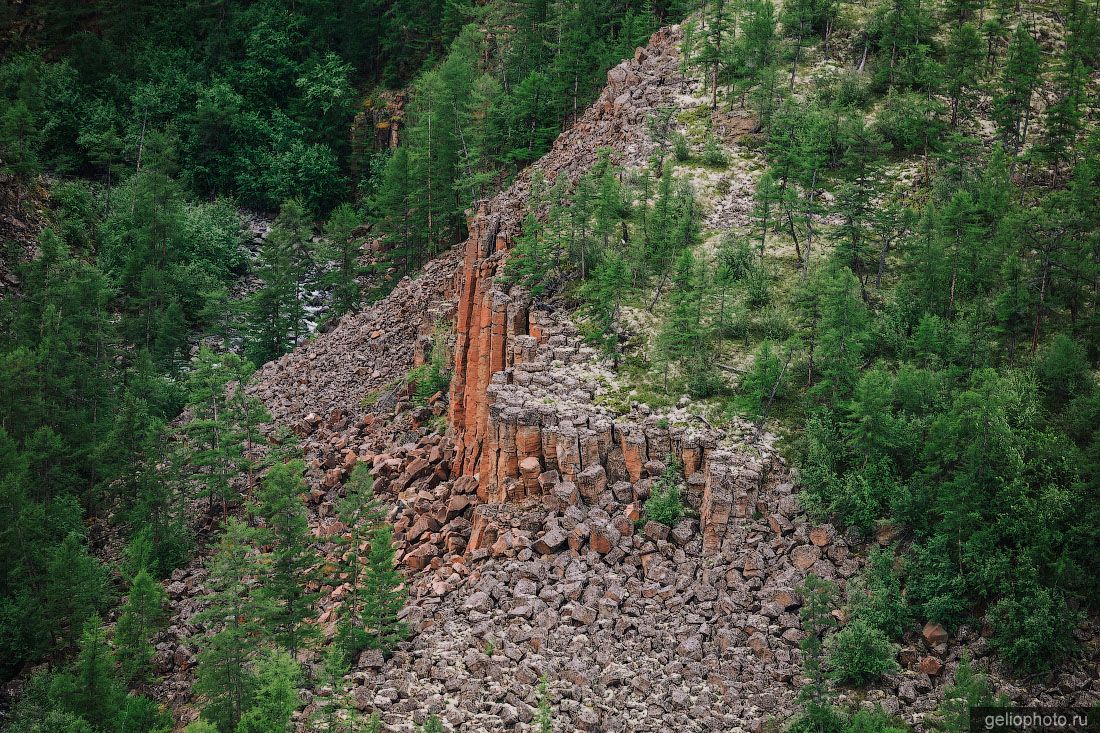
194;519;265;732
114;568;167;683
254;460;318;659
361;523;408;655
334;464;386;662
320;203;363;317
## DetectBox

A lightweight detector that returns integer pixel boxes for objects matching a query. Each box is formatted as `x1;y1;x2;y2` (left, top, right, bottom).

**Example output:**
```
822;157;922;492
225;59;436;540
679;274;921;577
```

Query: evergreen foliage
361;523;409;656
253;460;319;658
825;619;899;685
114;570;168;683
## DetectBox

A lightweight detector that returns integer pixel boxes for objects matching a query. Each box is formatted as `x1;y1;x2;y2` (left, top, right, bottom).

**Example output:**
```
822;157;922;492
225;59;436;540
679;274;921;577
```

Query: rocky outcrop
248;245;461;427
449;27;687;480
444;26;774;558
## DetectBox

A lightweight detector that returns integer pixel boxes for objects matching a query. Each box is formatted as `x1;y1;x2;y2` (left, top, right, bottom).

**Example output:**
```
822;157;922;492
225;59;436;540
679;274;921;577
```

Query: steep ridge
449;25;686;481
156;21;1099;733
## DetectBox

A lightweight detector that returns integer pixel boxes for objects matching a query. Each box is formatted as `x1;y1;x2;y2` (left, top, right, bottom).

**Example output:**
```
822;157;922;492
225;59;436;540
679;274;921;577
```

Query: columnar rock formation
445;25;772;558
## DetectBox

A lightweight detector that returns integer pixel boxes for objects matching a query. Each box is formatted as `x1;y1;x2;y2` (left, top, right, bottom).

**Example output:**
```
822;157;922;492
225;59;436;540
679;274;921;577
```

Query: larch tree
993;24;1042;152
193;519;265;733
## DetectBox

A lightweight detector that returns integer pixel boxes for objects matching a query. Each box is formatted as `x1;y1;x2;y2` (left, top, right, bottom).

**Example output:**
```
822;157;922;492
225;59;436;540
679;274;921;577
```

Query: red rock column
700;454;735;555
620;427;647;483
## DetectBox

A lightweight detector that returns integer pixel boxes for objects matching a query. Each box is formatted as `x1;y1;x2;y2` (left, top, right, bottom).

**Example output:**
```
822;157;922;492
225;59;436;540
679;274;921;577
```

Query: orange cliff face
446;25;688;494
449;204;508;485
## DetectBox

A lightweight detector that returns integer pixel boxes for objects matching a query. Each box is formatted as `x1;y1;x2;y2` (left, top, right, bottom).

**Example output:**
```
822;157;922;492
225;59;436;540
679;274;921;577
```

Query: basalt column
448;203;533;482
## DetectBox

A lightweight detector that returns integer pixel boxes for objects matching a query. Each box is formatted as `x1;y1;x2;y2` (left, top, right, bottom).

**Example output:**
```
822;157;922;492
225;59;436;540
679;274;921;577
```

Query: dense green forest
0;1;683;730
1;0;1100;730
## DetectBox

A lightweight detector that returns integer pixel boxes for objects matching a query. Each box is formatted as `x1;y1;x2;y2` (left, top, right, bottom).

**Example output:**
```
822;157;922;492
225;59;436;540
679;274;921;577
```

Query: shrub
988;580;1078;676
786;704;846;733
701;132;728;167
757;305;794;341
744;263;772;308
716;233;755;284
847;548;911;640
874;90;945;154
685;354;724;399
408;326;452;404
826;619;898;686
845;707;908;733
934;654;1006;731
673;132;691;162
419;714;445;733
645;462;685;526
905;536;971;629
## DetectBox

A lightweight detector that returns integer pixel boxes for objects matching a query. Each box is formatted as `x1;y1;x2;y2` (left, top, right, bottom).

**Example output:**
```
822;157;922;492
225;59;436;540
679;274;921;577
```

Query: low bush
826;619;898;686
645;461;685;526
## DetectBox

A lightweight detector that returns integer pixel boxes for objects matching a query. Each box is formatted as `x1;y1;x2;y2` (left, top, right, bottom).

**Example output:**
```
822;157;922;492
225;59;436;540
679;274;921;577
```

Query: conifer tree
795;574;839;727
566;172;598;281
334;464;387;661
868;0;937;91
814;261;871;402
696;0;734;108
374;147;416;276
235;650;300;733
737;0;779;95
48;615;124;730
44;532;111;651
944;22;984;127
247;199;314;365
993;25;1042;152
254;460;318;659
502;172;555;296
419;715;445;733
593;151;627;255
194;519;265;732
114;568;167;683
183;348;249;518
361;523;408;655
644;166;677;284
752;172;781;258
1042;17;1090;178
655;249;715;394
320;203;363;318
580;251;631;366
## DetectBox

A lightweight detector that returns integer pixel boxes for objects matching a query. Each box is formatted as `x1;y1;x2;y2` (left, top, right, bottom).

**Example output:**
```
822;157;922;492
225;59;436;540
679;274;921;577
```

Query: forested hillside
1;0;1099;731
